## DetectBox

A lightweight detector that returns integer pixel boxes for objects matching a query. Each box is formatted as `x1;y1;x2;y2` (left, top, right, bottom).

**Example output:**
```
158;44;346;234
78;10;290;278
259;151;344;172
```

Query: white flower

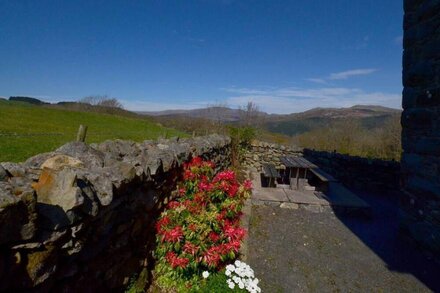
227;279;235;289
225;269;231;276
234;260;242;267
202;271;210;279
238;281;245;289
226;264;235;272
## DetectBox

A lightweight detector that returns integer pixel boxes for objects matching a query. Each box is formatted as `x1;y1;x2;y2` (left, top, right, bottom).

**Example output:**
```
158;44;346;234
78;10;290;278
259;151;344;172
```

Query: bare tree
239;101;263;126
79;95;123;109
97;98;123;108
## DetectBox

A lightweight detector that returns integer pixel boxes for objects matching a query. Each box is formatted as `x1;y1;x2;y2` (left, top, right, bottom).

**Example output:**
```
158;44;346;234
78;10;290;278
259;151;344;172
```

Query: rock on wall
0;135;231;292
303;149;401;191
242;140;302;171
401;0;440;255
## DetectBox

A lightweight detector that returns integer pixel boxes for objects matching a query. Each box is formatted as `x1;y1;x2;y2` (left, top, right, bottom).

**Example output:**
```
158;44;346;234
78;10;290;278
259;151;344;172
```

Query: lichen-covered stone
33;168;84;212
41;154;85;170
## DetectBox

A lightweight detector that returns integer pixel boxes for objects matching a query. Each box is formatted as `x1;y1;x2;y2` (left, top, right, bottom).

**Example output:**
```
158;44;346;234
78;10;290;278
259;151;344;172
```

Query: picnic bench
280;156;337;191
262;163;281;187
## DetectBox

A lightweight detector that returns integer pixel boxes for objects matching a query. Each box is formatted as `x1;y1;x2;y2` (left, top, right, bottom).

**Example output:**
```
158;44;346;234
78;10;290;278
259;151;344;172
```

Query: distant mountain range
138;107;258;122
3;96;401;137
139;105;402;136
140;105;399;120
263;105;401;136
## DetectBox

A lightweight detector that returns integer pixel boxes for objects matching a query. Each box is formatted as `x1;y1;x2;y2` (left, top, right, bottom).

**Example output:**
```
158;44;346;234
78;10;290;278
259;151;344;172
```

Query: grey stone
11;242;43;250
82;170;114;206
56;142;105;169
280;202;299;209
263;201;281;207
301;204;323;213
24;152;54;168
0;162;25;177
0;184;37;244
0;165;7;181
95;139;141;162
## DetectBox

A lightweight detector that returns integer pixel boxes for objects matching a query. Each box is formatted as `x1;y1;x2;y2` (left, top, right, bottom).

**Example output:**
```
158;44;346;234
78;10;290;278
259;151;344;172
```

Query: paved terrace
244;172;440;292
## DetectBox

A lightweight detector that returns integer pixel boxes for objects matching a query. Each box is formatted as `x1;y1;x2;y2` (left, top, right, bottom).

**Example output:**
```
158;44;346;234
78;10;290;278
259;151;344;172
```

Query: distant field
0;100;186;162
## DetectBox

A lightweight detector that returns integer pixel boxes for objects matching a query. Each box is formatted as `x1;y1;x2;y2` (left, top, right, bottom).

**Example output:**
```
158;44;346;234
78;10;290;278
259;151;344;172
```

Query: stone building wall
0;135;231;292
401;0;440;255
241;140;302;171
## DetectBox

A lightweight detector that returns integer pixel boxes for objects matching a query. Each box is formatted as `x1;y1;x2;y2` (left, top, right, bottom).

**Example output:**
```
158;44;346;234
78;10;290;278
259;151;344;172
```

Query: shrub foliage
154;157;252;291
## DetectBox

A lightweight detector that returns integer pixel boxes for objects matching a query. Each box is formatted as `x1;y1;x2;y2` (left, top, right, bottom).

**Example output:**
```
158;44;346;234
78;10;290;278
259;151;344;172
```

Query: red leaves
167;201;181;209
166;252;190;269
213;170;236;183
155;157;252;275
243;179;253;191
156;216;171;233
209;232;221;242
162;226;184;243
223;224;246;241
183;242;199;256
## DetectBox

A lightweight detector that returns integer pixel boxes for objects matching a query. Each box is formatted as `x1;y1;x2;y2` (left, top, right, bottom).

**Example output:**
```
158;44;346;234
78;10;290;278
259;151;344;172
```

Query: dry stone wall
401;0;440;256
242;140;302;171
303;149;401;191
0;135;231;292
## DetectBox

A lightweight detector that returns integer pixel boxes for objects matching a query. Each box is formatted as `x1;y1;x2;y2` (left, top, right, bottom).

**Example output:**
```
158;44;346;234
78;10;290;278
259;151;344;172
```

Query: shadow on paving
247;189;440;292
333;189;440;291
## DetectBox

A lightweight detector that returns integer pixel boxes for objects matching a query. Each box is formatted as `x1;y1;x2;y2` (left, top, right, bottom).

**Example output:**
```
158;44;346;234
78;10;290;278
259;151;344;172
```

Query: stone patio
251;171;371;215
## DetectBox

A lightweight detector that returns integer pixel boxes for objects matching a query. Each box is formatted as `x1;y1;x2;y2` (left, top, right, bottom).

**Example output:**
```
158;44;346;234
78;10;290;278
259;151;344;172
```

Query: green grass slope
0;100;186;162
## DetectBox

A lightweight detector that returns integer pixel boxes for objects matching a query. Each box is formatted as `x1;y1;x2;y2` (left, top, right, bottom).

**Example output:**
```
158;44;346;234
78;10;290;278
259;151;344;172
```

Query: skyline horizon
1;93;402;115
1;1;403;114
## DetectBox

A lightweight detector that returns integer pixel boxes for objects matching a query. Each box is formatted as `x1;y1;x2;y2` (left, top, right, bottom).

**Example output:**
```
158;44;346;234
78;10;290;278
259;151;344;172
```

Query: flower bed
154;157;253;291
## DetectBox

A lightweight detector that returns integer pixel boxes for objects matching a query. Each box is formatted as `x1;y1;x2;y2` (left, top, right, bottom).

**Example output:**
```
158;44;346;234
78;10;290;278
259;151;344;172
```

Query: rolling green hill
0;100;186;162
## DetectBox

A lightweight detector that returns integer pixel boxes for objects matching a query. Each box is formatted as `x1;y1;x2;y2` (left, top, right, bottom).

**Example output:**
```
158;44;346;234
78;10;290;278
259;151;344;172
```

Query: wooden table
280;156;336;190
262;163;281;187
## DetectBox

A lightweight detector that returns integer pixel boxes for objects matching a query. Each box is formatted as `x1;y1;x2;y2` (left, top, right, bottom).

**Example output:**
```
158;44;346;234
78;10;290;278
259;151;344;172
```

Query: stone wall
401;0;440;255
242;140;302;171
0;135;231;292
303;149;401;191
241;140;400;191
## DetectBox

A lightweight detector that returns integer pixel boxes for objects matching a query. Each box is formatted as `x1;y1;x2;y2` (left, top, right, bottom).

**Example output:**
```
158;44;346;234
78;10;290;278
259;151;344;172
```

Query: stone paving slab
284;189;329;205
252;187;290;202
321;182;370;209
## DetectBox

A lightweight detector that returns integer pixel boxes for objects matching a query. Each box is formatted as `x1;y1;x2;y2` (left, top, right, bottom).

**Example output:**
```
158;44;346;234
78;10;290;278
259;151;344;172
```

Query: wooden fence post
76;125;88;142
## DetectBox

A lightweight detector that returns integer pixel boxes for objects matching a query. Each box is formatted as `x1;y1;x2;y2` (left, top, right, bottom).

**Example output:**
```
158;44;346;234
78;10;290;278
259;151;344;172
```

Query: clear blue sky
0;0;403;114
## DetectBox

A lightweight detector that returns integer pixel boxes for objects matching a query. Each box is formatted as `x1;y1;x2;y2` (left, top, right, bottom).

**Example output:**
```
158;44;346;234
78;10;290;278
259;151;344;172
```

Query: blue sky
0;0;403;114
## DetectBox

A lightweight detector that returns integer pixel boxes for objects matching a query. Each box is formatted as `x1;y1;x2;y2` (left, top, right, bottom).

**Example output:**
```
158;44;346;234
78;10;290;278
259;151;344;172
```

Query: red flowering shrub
154;157;252;290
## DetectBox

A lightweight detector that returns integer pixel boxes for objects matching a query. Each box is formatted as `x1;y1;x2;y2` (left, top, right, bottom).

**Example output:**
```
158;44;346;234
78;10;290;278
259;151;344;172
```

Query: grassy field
0;100;186;162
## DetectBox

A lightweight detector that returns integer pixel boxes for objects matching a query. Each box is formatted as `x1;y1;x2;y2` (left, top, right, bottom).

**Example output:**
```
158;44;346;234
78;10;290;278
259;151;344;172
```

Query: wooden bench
262;163;280;187
309;168;337;192
309;168;337;182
